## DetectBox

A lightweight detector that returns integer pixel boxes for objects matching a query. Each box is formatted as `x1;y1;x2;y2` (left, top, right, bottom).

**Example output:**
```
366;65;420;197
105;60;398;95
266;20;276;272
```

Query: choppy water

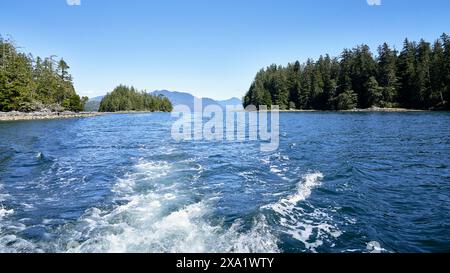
0;112;450;253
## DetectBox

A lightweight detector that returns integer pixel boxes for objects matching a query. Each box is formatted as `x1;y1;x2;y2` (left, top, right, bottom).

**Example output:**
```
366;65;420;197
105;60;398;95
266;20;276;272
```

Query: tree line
98;85;173;112
244;34;450;110
0;36;88;112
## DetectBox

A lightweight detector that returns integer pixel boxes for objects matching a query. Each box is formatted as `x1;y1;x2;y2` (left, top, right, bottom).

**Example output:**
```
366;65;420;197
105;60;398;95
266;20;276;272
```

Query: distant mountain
84;96;104;112
89;96;104;102
84;91;243;112
217;97;243;108
151;90;242;111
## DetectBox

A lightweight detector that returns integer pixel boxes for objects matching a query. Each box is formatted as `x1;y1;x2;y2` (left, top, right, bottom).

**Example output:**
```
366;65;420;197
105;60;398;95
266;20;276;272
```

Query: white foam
67;199;279;253
0;235;41;253
113;160;171;195
0;184;13;220
265;172;324;216
282;210;342;252
0;206;14;219
270;166;283;174
63;159;279;253
263;172;342;252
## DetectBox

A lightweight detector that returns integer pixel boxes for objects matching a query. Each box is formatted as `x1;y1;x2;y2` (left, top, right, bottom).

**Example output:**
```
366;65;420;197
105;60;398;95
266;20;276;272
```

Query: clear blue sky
1;0;449;100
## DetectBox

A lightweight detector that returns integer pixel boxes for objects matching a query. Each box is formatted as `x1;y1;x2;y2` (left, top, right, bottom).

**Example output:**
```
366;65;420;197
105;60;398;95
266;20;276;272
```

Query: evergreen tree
350;45;378;108
415;39;432;108
0;36;86;112
377;43;398;106
441;33;450;109
366;76;384;107
0;38;34;111
430;40;446;108
397;39;417;108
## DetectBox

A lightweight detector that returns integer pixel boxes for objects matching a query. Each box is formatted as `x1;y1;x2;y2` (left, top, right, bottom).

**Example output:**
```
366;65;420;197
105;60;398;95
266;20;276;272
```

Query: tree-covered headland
98;85;173;112
244;34;450;110
0;36;88;112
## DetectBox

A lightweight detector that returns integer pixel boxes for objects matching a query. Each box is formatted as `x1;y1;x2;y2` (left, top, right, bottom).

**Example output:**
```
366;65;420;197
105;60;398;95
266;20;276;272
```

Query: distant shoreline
278;107;427;113
0;111;104;122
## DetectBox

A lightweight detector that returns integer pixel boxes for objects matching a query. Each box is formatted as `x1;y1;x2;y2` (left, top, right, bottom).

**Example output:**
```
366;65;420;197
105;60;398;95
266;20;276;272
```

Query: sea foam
64;159;279;253
265;172;324;216
263;172;342;252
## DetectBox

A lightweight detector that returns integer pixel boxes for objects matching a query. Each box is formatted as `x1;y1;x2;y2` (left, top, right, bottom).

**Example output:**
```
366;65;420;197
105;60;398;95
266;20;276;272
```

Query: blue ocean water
0;112;449;253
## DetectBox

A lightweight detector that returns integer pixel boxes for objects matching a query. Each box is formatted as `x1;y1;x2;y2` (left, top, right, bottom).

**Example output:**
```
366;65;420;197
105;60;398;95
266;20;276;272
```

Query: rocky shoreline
0;111;103;121
277;107;426;113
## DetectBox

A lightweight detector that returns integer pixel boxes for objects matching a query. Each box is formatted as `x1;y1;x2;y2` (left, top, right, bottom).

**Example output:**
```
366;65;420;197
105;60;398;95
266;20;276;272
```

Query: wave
0;207;13;219
263;172;342;252
0;192;38;253
0;184;13;219
62;159;279;253
264;172;324;216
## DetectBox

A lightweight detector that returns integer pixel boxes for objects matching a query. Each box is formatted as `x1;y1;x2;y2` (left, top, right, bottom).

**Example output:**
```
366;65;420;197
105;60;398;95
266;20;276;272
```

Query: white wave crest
0;207;14;219
263;172;342;252
265;172;324;216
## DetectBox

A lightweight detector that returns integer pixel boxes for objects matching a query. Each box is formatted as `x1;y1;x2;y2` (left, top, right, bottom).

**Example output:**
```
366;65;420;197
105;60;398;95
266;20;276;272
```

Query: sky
0;0;449;100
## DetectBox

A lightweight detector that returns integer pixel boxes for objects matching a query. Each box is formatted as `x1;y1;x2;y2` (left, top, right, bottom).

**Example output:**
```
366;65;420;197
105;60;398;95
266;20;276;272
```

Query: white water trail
265;172;324;216
263;172;342;252
64;159;279;253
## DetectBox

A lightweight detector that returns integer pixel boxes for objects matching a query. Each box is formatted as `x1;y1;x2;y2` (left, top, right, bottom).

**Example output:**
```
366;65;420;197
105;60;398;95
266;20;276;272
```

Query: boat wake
62;159;279;253
263;172;342;252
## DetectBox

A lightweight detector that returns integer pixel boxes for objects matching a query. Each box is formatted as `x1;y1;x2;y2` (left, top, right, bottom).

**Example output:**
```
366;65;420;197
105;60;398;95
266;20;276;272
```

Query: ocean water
0;112;449;253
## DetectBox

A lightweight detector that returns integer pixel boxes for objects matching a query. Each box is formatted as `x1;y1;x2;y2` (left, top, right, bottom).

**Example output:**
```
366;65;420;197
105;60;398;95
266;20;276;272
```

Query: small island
98;85;173;113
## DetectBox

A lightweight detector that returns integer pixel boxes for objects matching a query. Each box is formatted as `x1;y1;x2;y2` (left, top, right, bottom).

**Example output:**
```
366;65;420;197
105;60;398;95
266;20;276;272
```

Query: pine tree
377;43;398;107
430;40;446;108
415;39;432;108
0;39;34;111
350;45;378;108
366;76;383;107
441;33;450;109
397;39;417;108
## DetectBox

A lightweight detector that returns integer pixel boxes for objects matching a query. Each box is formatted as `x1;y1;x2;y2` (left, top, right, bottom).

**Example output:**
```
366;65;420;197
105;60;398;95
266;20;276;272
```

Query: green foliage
99;85;173;112
0;36;84;112
244;34;450;110
335;90;358;110
62;94;84;112
366;76;384;107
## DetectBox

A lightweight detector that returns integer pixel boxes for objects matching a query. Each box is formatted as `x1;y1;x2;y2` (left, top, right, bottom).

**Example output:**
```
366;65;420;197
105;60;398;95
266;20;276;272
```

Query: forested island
0;36;87;112
99;85;173;112
244;34;450;111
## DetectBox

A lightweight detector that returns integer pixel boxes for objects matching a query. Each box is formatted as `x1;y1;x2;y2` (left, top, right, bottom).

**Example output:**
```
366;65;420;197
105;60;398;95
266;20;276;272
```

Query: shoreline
237;107;431;113
278;107;427;113
0;108;440;122
0;111;104;122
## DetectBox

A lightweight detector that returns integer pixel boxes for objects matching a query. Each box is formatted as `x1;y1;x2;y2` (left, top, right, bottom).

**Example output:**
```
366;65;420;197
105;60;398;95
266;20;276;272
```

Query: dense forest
0;36;88;112
244;34;450;110
99;85;173;112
